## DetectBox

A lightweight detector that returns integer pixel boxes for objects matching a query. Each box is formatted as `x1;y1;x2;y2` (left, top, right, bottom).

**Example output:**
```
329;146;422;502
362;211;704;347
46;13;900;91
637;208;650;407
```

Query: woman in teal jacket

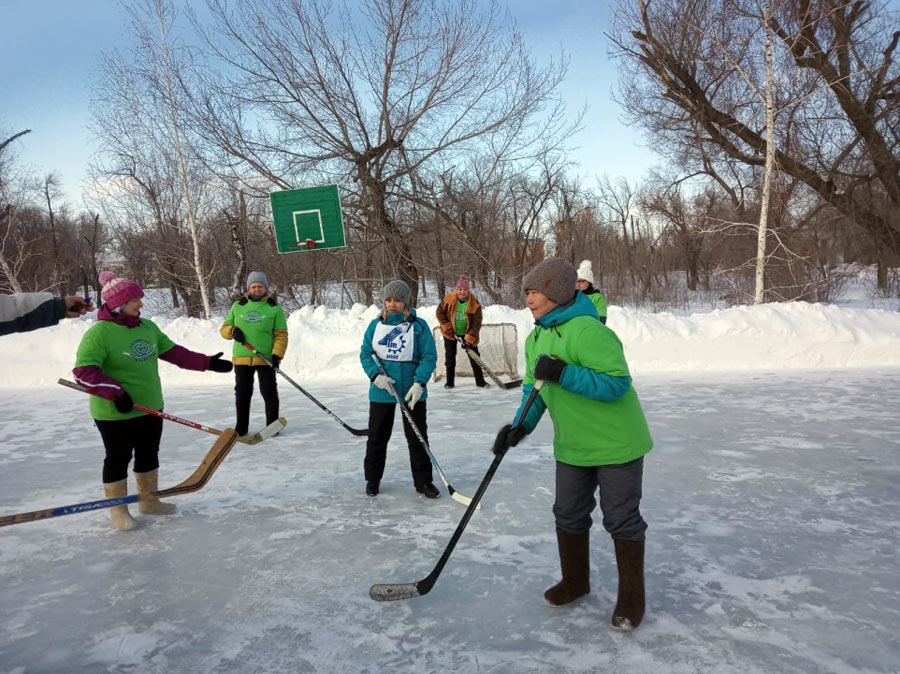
493;257;652;630
359;280;438;498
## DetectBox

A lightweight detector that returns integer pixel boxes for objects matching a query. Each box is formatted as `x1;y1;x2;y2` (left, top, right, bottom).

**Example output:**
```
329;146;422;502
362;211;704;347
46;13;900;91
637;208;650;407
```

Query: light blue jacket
360;308;437;403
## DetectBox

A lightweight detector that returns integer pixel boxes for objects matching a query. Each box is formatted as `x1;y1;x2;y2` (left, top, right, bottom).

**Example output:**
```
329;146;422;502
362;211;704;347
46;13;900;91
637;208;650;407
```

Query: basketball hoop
294;239;317;249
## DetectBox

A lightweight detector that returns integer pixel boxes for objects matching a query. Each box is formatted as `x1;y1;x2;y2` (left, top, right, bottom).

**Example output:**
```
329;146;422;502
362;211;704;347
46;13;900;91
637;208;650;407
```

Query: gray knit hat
382;279;412;306
247;271;268;289
521;257;577;305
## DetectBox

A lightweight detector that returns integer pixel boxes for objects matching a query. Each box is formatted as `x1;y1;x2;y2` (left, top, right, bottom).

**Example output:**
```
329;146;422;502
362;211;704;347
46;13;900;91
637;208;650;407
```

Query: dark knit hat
382;279;412;306
521;257;577;305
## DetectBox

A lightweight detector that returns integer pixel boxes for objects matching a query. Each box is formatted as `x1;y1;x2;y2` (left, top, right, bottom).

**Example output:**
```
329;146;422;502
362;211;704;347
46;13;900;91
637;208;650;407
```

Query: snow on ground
1;297;899;673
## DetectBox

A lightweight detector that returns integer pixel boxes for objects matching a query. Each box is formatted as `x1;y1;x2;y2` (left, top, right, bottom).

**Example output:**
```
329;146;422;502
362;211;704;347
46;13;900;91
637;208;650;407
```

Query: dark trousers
234;364;279;433
443;338;486;386
96;415;164;483
552;457;647;542
364;401;433;486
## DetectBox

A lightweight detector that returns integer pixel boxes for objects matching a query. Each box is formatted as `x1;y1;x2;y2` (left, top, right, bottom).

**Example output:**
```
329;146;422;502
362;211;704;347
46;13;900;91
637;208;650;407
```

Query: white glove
404;382;424;408
373;374;395;391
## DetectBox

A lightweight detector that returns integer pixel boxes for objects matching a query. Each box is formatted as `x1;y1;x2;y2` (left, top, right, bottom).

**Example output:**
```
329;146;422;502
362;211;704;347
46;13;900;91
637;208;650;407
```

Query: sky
1;285;899;672
0;0;659;205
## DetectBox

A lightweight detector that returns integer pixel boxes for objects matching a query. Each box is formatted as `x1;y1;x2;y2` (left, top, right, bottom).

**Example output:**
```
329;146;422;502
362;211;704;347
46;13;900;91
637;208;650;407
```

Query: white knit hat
576;260;594;286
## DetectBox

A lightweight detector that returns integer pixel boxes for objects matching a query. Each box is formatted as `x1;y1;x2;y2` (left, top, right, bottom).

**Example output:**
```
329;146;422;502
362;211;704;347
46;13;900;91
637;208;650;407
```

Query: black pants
96;415;164;483
234;364;279;434
443;338;486;386
364;401;432;486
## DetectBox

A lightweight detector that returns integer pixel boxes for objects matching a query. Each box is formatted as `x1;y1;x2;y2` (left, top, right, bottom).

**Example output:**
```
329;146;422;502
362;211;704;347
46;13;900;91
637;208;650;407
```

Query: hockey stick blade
448;487;479;509
369;382;544;601
239;417;287;445
503;379;523;389
0;430;239;527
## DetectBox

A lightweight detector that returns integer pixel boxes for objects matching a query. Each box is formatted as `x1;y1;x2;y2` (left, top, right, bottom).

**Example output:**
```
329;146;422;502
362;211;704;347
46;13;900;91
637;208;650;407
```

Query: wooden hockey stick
0;429;239;528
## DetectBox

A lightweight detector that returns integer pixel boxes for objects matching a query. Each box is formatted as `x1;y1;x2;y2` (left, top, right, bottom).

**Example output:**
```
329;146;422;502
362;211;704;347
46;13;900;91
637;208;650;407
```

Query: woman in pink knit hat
72;271;234;531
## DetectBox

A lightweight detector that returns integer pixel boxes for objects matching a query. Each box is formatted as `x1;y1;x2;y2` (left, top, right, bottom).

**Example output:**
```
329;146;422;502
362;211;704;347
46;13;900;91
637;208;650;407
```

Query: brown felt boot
103;479;135;531
611;539;645;630
544;528;591;606
135;469;176;515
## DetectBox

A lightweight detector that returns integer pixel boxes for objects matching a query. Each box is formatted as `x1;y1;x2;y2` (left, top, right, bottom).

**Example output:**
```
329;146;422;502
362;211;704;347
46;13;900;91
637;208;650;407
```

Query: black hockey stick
0;429;239;528
372;355;477;508
241;339;368;436
456;337;523;389
369;380;544;601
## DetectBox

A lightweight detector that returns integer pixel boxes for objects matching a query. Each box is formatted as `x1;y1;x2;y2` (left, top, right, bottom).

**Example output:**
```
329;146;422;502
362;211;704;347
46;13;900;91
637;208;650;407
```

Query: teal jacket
360;308;437;403
512;292;652;466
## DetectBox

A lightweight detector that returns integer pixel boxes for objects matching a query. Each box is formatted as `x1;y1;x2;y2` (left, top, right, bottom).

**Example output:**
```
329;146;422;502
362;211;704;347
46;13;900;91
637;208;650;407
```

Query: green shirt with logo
223;299;287;359
453;300;468;336
75;319;176;420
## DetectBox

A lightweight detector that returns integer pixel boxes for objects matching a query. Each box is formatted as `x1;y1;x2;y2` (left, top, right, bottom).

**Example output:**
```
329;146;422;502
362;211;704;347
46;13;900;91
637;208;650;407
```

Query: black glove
271;354;281;368
231;327;245;344
114;391;134;413
267;296;277;306
534;355;566;383
459;339;472;350
209;352;233;373
492;424;526;455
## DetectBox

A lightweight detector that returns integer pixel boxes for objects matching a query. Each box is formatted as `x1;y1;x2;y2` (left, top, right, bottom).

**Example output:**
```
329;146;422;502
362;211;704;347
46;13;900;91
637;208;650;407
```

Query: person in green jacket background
359;279;439;499
220;272;288;436
576;259;608;324
492;257;652;630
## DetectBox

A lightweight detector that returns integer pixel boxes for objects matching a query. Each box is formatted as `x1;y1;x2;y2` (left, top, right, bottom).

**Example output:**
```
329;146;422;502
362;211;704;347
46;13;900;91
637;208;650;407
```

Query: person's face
248;282;267;296
385;297;407;314
457;287;469;300
575;279;591;291
526;289;557;319
120;297;143;317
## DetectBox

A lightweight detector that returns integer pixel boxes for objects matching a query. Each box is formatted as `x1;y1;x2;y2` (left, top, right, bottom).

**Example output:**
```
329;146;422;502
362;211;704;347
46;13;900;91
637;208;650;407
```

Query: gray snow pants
552;457;647;541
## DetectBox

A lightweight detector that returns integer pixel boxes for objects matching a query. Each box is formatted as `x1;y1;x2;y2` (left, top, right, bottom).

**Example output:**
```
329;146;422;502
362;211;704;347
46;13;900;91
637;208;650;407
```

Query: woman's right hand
372;374;395;391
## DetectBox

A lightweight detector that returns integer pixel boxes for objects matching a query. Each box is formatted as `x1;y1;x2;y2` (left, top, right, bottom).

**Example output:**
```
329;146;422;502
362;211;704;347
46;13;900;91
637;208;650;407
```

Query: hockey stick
456;337;523;389
241;340;368;436
370;380;544;601
0;428;239;528
373;355;478;509
58;378;285;445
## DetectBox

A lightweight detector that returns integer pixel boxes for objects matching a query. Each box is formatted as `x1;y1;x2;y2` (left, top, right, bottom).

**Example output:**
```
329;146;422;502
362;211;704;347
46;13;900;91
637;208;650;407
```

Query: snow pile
1;300;898;388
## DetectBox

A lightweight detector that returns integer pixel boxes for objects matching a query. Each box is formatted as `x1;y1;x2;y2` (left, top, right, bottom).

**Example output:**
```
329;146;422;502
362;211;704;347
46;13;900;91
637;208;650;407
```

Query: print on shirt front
124;339;156;361
373;321;415;362
243;310;263;323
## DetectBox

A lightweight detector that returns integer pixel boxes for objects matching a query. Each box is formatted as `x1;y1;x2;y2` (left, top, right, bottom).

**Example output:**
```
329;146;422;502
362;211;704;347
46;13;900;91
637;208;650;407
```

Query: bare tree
191;0;573;304
611;0;900;266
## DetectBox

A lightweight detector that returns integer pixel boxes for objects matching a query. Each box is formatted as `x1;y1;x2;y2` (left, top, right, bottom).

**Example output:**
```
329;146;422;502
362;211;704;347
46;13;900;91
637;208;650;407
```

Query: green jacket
582;288;607;323
513;292;652;466
220;294;288;365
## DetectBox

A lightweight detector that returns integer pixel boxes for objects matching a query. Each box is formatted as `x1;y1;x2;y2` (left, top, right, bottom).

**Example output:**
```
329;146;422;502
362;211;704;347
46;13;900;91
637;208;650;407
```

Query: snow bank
2;301;898;388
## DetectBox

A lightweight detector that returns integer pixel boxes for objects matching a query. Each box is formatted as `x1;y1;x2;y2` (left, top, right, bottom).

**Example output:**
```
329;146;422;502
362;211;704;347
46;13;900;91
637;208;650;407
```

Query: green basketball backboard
269;184;347;253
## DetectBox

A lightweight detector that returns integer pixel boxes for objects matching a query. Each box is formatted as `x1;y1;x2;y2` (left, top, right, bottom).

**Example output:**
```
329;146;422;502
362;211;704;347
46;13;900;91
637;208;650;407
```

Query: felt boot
135;469;176;515
103;479;135;531
611;539;646;630
544;528;591;606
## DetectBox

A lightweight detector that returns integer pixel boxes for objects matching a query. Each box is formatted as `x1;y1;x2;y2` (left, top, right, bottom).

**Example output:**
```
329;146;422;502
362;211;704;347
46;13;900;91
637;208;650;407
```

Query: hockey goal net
432;323;520;382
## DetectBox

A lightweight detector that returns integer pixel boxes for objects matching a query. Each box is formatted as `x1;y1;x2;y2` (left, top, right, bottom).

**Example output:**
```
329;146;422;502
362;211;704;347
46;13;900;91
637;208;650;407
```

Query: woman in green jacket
493;257;652;630
220;272;288;436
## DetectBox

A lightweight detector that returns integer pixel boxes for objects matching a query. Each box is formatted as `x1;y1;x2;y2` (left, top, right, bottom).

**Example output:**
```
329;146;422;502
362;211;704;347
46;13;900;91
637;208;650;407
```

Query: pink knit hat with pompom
99;271;143;311
455;275;470;290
